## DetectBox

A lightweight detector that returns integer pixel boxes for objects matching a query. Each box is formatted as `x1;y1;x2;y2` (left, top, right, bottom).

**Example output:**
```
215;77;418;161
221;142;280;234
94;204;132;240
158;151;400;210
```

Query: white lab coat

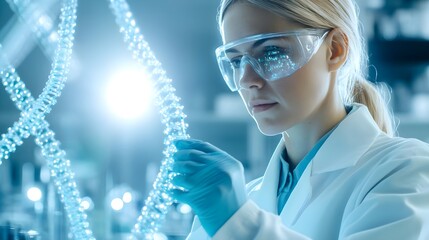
186;104;429;240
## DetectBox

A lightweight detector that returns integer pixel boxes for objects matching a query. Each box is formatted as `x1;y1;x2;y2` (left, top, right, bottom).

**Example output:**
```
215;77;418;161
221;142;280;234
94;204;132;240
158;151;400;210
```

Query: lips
249;99;278;113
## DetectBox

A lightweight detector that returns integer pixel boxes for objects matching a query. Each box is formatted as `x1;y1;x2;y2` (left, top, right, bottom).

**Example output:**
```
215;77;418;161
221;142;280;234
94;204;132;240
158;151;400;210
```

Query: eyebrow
225;38;271;54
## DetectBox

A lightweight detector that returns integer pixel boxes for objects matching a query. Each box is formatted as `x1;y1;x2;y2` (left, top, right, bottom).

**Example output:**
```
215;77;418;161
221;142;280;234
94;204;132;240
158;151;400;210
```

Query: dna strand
109;0;190;238
0;0;94;238
1;0;191;238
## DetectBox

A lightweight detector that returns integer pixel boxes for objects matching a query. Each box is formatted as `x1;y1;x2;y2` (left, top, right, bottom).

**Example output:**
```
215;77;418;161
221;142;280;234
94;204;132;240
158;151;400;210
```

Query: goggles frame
215;28;330;91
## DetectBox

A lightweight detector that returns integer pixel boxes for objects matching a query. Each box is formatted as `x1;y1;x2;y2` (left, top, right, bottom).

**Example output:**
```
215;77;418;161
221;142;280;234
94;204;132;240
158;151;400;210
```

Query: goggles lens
215;29;330;92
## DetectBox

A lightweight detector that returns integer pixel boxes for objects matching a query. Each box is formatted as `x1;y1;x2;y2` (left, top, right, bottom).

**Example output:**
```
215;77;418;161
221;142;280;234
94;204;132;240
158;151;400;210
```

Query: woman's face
221;3;332;136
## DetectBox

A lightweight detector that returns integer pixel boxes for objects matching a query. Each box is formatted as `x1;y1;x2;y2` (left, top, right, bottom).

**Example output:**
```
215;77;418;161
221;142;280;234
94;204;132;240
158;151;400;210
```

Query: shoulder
367;134;429;162
358;134;429;190
344;135;429;207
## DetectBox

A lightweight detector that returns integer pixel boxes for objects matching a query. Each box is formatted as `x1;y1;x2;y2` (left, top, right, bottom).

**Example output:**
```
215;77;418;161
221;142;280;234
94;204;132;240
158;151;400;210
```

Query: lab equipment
215;28;329;91
0;223;41;240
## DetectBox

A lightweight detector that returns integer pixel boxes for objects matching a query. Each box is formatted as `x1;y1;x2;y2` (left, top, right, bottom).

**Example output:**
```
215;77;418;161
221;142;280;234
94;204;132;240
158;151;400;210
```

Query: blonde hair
218;0;396;137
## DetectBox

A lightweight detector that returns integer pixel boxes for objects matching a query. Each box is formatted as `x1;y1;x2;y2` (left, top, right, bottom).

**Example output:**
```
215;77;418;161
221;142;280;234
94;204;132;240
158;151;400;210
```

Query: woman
170;0;429;239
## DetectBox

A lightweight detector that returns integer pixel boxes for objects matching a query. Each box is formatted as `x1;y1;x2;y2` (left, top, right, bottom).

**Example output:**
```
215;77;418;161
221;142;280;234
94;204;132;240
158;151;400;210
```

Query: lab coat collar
310;103;382;174
248;139;284;214
248;104;382;216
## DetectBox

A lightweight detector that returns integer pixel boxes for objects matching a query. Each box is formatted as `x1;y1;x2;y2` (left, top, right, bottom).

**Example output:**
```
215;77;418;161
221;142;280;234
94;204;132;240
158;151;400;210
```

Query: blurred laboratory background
1;0;429;239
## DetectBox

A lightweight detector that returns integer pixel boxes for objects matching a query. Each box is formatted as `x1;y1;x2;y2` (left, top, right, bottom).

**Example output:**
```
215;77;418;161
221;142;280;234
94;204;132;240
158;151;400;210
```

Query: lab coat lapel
248;139;315;225
280;104;382;224
280;161;313;225
311;104;382;174
248;140;284;214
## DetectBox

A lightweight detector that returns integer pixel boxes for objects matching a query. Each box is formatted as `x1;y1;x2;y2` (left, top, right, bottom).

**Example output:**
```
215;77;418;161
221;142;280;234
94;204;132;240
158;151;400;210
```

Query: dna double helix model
0;0;189;239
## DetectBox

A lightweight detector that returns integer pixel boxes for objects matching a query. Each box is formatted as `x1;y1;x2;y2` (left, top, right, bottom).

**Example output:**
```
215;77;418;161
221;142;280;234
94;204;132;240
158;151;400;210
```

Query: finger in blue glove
170;139;248;236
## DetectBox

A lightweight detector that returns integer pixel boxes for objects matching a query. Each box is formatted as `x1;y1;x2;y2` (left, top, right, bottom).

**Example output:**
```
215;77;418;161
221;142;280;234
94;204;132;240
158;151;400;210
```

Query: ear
325;28;348;72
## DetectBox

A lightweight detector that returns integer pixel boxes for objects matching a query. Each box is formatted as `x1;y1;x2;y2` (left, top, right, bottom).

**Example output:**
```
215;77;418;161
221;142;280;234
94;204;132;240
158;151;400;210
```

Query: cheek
238;91;251;113
272;51;330;109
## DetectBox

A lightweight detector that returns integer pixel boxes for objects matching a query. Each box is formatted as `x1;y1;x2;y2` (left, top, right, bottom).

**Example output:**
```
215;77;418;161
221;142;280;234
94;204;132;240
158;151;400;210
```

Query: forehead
221;3;305;44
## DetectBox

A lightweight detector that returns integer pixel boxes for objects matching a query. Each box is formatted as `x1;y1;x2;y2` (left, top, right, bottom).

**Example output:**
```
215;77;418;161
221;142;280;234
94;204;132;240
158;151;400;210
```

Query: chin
255;122;285;136
251;113;291;136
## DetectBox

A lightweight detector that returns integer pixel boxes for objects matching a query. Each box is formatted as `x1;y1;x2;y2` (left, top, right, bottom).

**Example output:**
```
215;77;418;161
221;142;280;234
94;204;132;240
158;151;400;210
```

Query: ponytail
352;79;396;137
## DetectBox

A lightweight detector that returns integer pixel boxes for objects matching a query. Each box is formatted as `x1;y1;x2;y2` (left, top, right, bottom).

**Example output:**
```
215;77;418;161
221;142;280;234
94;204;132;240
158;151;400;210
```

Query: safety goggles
215;28;330;92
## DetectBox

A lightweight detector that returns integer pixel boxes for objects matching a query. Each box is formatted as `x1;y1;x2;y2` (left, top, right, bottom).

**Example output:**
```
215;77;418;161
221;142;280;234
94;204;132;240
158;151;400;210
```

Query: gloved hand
170;139;248;237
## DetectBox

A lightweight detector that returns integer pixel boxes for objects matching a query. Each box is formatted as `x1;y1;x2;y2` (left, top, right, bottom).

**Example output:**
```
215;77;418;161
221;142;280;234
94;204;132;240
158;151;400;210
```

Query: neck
282;85;347;169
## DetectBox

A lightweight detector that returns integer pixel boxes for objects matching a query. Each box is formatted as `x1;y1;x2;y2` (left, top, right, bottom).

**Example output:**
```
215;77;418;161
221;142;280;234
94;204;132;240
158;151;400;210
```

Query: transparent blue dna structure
4;0;60;59
110;0;190;238
0;0;94;238
0;0;75;161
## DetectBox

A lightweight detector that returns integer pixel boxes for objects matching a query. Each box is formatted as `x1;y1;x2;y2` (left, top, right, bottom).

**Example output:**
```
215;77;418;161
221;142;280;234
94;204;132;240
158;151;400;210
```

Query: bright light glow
177;203;192;214
27;230;39;236
111;198;124;211
38;15;53;30
105;68;154;120
81;200;90;210
48;32;59;42
152;232;168;240
81;197;94;211
27;187;42;202
122;192;132;203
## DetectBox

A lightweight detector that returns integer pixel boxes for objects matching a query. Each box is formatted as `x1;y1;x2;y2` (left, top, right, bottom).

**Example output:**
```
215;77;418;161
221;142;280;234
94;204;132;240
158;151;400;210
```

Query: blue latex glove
170;139;248;237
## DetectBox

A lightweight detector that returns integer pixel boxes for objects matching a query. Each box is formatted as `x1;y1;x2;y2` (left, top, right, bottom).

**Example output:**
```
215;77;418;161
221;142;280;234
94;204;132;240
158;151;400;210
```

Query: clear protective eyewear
215;28;330;92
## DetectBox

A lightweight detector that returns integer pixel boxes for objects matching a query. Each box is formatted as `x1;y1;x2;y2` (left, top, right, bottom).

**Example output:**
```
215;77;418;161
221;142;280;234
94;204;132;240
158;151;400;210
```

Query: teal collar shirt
277;106;352;214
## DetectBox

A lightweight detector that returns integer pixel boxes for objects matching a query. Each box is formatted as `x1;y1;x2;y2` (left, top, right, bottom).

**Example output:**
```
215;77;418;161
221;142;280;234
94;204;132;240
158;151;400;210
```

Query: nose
237;62;265;90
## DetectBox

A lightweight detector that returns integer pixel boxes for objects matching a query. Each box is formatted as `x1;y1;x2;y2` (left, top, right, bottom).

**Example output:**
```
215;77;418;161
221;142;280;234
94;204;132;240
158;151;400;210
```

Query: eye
229;57;242;68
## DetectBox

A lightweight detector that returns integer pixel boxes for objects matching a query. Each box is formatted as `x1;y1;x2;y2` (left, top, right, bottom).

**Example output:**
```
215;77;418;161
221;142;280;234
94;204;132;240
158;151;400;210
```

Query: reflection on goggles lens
258;47;296;77
216;29;329;92
232;47;296;83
